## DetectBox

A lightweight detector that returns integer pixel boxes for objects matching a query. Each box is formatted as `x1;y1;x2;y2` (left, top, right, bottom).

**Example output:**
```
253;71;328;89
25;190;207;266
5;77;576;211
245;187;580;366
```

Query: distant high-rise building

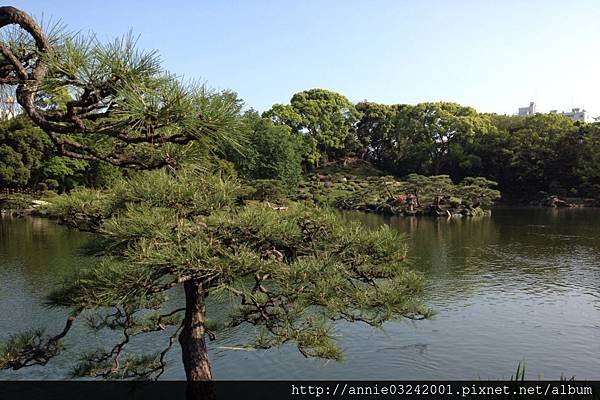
518;101;536;116
518;101;596;123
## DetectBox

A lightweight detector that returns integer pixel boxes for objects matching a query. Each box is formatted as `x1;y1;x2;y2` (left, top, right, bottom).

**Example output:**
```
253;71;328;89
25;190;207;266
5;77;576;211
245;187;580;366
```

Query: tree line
3;88;599;202
261;89;600;201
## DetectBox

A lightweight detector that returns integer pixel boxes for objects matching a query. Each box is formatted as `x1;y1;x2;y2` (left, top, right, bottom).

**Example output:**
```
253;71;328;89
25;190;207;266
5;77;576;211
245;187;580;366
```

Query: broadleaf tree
223;110;302;190
395;102;490;176
265;89;361;168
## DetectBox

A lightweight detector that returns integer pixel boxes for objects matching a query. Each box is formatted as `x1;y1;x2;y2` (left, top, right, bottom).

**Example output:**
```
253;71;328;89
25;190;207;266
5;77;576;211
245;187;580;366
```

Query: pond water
1;208;599;380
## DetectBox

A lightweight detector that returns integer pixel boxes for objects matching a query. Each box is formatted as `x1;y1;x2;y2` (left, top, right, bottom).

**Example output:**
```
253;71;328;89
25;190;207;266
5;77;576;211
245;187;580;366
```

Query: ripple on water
2;210;600;380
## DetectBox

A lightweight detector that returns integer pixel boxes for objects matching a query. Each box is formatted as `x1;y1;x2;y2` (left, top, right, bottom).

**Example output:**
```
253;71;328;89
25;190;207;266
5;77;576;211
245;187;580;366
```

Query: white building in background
517;101;597;122
518;101;536;116
549;108;594;123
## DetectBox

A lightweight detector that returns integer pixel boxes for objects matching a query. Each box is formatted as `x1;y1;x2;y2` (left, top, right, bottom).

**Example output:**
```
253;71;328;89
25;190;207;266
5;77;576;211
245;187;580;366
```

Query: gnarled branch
0;6;215;170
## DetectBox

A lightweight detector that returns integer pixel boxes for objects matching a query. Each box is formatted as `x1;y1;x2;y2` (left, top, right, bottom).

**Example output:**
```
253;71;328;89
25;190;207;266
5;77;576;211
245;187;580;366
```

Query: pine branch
0;307;82;370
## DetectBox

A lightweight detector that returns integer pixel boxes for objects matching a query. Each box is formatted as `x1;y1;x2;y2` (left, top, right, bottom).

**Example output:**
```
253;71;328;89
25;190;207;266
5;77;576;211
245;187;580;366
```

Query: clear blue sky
9;0;600;116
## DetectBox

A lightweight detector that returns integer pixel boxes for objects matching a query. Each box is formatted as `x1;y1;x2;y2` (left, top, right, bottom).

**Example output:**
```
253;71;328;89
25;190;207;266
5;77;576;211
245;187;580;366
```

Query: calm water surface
1;208;599;380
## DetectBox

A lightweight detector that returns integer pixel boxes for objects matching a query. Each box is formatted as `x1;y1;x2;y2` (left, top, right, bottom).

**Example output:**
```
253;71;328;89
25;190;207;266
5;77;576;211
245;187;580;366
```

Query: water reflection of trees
343;209;600;304
0;215;90;286
4;211;599;309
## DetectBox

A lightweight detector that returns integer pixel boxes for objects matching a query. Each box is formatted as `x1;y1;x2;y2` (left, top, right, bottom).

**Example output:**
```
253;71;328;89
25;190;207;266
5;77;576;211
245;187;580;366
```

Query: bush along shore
528;193;600;208
293;168;501;218
4;168;599;225
0;190;104;232
4;159;600;224
0;191;53;217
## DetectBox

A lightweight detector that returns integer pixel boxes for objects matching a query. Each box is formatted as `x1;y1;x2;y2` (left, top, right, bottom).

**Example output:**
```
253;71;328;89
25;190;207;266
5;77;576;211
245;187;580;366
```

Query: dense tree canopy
0;116;48;187
0;115;122;190
224;110;302;189
576;123;600;197
351;101;599;201
470;113;587;199
354;101;405;167
3;90;599;202
265;89;361;167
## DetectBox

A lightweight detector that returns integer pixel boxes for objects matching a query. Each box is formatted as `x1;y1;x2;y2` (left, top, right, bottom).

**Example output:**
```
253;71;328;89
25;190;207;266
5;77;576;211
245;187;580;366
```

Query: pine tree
0;6;430;383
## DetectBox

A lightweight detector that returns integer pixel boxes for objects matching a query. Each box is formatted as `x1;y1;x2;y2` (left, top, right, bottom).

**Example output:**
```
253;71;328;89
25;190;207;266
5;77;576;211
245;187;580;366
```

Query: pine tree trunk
179;279;212;381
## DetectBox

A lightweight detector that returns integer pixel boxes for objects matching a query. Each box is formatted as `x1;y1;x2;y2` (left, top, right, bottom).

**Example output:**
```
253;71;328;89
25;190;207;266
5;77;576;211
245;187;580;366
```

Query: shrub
44;179;59;191
449;197;462;207
41;187;114;218
0;193;33;210
247;179;287;202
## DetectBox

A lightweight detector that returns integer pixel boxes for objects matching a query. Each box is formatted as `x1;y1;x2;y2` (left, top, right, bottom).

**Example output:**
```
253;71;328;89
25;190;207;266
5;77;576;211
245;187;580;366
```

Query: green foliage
72;351;161;380
401;175;500;206
456;177;501;207
2;82;600;203
313;158;385;177
11;167;429;378
297;171;500;215
225;110;302;190
0;193;35;210
42;157;88;190
449;197;462;207
354;102;405;164
90;162;124;188
41;186;114;220
574;123;600;197
352;101;600;201
0;116;52;188
471;207;486;217
246;179;287;202
471;113;583;200
354;100;600;201
3;88;598;203
0;144;29;186
44;179;59;191
265;89;361;167
357;102;492;177
0;330;55;369
110;166;237;215
403;174;454;200
0;116;124;191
